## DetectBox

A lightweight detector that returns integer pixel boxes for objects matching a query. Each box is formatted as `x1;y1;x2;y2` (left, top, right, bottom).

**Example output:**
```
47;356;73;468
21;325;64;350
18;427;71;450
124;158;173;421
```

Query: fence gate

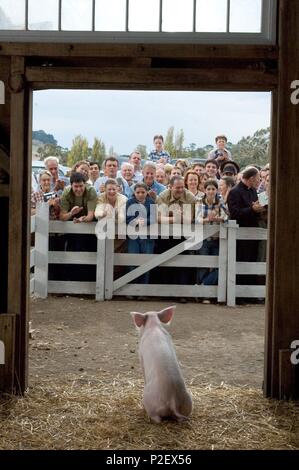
104;224;228;302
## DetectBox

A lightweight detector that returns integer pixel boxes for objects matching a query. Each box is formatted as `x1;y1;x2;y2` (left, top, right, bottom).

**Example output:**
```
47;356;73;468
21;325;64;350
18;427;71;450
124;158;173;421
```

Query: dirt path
29;297;265;389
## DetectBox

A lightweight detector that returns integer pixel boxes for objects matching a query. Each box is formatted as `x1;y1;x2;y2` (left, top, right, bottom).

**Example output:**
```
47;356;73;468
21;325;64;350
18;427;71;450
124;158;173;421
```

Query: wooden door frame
2;0;299;398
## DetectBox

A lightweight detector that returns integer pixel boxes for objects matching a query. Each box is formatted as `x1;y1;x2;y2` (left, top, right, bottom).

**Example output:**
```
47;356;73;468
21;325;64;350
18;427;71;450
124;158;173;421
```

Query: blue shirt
126;195;156;226
140;179;166;195
148;150;171;163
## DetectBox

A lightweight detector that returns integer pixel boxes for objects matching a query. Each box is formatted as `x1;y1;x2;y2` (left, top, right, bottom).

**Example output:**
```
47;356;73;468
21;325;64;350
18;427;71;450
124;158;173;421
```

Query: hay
0;376;299;450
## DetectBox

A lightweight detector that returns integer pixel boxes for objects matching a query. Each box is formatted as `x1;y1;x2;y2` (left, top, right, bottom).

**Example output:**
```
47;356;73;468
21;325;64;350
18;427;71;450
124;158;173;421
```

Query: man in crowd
204;160;219;179
128;151;143;182
227;166;266;298
44;156;69;194
117;162;135;198
141;161;166;201
155;175;197;300
94;156;119;194
220;161;240;183
88;161;101;186
60;172;97;223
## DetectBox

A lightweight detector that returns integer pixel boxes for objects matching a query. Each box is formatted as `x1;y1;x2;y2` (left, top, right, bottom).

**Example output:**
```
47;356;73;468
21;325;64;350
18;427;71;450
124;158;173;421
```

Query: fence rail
31;204;267;305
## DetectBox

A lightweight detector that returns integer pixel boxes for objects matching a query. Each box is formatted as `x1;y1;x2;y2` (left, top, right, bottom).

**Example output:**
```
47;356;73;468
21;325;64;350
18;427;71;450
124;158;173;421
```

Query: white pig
131;305;192;423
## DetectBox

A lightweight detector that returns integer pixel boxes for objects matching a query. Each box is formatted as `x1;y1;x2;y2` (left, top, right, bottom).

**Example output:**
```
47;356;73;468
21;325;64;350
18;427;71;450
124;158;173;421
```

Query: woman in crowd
219;175;235;213
192;162;205;175
95;178;127;223
198;172;209;194
175;159;188;175
156;167;167;186
71;160;90;182
184;170;204;200
163;163;173;185
31;170;60;219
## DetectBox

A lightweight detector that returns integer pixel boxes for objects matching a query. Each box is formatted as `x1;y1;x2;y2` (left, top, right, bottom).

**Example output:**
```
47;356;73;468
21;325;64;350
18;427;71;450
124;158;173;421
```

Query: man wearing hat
220;161;240;182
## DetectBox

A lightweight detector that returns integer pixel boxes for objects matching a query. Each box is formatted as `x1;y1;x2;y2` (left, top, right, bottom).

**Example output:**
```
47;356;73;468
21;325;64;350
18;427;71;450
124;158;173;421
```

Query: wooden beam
0;43;278;60
268;0;299;399
26;66;277;91
0;314;16;393
7;57;31;393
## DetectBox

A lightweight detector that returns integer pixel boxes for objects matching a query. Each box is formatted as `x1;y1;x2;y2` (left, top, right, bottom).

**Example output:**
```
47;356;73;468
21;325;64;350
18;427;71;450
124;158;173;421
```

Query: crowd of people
31;134;270;303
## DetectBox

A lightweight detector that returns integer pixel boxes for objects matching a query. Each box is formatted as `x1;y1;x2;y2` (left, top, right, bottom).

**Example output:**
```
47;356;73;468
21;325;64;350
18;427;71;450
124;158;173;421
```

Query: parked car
190;158;207;165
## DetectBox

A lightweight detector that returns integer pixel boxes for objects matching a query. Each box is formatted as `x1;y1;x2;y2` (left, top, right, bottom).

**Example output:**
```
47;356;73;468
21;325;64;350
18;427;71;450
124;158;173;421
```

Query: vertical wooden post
266;0;299;398
263;90;278;397
95;237;106;301
34;203;49;299
217;224;227;303
105;238;114;300
7;56;31;393
227;221;238;307
0;314;16;393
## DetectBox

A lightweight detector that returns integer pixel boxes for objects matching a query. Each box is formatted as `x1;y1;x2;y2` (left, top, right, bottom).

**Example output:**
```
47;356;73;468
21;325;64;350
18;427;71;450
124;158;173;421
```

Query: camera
43;191;56;202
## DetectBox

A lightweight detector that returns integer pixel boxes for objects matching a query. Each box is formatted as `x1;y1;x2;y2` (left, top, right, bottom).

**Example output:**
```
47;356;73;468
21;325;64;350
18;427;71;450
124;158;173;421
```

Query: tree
135;144;147;159
175;129;185;156
67;135;89;167
36;143;69;165
108;145;117;157
231;127;270;168
91;137;106;166
164;126;175;157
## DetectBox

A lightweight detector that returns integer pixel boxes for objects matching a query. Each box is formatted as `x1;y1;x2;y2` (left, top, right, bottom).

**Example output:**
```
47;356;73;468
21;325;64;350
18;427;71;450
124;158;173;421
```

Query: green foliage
67;135;89;167
91;137;106;166
36;143;69;165
231;127;270;168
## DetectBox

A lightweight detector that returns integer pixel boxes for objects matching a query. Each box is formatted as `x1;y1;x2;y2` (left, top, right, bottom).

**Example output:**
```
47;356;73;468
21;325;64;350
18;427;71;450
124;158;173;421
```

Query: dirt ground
29;296;265;389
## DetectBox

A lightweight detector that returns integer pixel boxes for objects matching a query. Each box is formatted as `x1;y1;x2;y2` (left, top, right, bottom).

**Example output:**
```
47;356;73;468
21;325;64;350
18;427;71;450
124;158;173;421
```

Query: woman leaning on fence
31;169;61;220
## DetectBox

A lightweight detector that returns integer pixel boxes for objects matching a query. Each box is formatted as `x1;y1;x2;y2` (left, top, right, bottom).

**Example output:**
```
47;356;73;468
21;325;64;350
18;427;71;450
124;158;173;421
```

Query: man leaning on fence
60;172;97;223
227;166;266;300
59;172;98;282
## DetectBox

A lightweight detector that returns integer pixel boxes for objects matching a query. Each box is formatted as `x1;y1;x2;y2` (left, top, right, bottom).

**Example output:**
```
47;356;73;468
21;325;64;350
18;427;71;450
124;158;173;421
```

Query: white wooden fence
31;204;267;306
30;214;36;294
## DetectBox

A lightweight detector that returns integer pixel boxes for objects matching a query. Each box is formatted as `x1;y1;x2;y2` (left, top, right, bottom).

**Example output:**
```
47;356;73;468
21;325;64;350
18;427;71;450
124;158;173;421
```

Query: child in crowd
197;179;228;290
126;182;156;285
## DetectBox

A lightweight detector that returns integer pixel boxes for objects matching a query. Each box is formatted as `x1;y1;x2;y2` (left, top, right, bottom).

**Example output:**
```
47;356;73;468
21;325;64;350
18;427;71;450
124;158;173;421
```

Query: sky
33;89;271;154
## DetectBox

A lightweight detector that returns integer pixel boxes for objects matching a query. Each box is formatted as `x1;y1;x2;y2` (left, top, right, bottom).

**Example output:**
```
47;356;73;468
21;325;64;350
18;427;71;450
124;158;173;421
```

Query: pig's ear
131;312;147;328
158;305;176;324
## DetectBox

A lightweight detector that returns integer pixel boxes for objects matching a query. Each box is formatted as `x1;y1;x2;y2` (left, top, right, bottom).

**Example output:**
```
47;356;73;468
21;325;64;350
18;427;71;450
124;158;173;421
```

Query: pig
131;305;192;423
